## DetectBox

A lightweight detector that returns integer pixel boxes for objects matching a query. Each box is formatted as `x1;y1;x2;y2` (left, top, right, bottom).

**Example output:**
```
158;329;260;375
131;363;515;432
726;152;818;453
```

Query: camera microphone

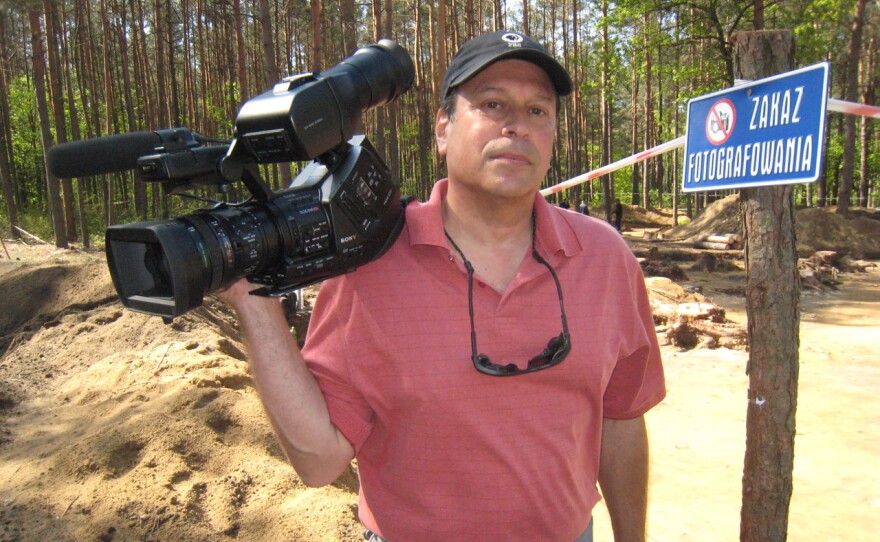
47;129;207;179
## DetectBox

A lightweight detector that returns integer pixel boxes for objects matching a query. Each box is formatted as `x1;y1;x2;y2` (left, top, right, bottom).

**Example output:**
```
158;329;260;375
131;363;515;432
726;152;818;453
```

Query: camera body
106;136;403;320
65;40;416;321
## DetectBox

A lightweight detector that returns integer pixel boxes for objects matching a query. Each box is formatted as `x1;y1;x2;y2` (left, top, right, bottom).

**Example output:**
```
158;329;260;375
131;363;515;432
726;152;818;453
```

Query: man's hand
214;277;264;309
599;416;649;542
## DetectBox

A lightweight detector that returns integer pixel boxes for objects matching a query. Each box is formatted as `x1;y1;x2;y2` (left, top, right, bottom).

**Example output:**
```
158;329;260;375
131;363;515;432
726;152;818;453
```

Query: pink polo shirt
303;180;665;541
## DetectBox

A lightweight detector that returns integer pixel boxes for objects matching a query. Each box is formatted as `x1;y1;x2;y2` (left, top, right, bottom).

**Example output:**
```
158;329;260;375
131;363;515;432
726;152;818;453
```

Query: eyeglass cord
443;211;570;361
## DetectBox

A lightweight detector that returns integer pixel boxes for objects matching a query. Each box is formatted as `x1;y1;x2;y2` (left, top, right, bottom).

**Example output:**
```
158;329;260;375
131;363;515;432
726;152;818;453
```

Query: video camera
48;40;414;322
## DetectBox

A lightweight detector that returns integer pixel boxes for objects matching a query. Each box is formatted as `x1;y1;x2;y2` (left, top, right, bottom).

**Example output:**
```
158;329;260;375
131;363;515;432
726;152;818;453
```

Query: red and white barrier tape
541;97;879;196
540;136;686;196
828;98;880;119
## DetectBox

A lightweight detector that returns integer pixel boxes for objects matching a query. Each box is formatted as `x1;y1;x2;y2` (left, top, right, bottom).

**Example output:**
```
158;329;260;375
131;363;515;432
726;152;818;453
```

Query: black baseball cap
441;31;573;99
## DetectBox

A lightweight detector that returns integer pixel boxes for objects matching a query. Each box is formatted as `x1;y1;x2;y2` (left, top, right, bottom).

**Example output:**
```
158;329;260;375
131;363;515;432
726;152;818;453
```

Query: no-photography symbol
705;98;736;145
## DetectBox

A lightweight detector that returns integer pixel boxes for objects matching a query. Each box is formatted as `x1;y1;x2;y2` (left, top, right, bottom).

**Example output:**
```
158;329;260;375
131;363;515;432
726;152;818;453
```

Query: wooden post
732;31;801;542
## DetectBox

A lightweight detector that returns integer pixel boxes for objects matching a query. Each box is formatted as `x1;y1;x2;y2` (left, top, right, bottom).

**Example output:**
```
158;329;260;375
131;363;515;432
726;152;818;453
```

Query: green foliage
205;81;237;135
7;75;44;208
0;204;54;241
781;0;857;65
613;167;635;199
825;125;845;174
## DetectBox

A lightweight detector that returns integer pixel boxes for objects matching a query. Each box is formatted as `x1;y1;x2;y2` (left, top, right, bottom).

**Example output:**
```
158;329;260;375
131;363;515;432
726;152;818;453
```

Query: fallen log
706;234;743;245
12;226;51;245
839;256;878;273
666;319;748;350
676;302;726;322
809;250;840;266
694;233;743;251
686;319;747;340
694;240;738;250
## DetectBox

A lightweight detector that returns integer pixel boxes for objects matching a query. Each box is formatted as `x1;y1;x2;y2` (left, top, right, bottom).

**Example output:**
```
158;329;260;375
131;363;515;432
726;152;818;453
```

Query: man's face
435;59;558;201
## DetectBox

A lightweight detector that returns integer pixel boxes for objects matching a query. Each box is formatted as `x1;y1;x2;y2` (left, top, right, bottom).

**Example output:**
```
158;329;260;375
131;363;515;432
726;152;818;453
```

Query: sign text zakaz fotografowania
682;63;829;192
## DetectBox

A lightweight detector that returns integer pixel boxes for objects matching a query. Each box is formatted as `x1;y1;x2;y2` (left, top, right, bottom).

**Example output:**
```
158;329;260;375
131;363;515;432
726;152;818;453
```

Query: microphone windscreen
47;132;163;178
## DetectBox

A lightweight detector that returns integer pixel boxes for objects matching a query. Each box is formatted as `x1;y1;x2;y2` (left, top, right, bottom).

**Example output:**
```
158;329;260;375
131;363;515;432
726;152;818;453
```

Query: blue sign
682;62;829;193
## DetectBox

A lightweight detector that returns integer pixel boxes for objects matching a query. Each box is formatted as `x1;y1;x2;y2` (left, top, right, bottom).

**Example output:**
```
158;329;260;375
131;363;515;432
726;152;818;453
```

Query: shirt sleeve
301;277;376;452
602;257;667;419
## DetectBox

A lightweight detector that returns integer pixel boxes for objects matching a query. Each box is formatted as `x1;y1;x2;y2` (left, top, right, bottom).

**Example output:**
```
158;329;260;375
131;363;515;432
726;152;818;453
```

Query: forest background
0;0;877;249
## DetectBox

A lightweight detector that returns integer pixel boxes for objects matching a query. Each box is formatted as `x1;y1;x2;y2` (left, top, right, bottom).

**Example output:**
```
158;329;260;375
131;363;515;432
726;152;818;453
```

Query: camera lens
144;243;173;290
106;221;208;317
181;206;282;295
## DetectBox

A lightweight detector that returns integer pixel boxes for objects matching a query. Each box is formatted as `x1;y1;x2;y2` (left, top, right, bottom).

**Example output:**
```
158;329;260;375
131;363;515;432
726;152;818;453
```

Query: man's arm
598;415;650;542
218;279;355;487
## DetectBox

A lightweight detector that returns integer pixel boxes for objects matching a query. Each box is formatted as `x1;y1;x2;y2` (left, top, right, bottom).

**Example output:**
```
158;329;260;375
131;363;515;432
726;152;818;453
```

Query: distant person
559;199;571;209
613;199;623;231
579;200;590;216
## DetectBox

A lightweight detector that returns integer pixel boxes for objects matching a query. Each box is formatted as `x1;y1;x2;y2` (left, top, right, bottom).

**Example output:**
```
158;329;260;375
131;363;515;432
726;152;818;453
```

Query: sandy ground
594;267;880;542
1;201;879;541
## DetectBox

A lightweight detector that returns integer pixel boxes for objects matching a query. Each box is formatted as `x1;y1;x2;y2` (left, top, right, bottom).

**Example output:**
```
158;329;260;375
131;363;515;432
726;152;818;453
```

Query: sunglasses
446;224;571;377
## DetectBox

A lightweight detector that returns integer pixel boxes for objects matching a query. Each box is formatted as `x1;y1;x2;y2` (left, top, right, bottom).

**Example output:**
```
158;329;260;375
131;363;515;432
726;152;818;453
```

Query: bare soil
1;199;878;541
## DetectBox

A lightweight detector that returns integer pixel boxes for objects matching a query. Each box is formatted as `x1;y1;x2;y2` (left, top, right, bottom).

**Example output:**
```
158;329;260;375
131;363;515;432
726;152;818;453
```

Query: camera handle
221;136;372;203
219;138;276;201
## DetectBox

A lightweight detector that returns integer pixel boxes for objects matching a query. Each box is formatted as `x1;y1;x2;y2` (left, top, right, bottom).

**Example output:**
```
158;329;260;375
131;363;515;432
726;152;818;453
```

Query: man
579;200;590;215
219;31;665;542
613;199;624;231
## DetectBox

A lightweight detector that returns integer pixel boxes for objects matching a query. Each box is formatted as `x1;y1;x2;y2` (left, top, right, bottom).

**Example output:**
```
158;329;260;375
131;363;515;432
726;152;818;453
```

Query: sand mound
0;251;360;542
795;208;880;258
663;194;743;241
662;195;880;258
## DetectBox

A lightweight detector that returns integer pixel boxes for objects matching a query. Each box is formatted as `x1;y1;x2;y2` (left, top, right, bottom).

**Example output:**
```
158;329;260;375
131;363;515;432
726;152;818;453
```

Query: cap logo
501;33;524;47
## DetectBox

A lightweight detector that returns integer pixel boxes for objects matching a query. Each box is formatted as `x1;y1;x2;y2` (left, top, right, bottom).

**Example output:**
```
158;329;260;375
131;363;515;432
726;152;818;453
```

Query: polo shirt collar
405;179;583;261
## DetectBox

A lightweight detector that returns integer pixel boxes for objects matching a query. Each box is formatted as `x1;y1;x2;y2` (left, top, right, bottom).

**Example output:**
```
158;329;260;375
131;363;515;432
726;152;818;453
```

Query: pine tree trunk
733;30;799;542
413;0;432;199
857;37;874;208
61;17;90;247
816;113;829;207
642;12;653;208
44;2;77;243
153;0;168;127
383;0;400;186
29;6;68;248
568;0;581;180
233;0;249;106
672;12;681;225
371;0;385;157
340;0;356;56
837;0;866;216
99;0;116;225
310;0;323;71
166;0;180;127
630;56;640;207
600;0;613;220
0;12;19;239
